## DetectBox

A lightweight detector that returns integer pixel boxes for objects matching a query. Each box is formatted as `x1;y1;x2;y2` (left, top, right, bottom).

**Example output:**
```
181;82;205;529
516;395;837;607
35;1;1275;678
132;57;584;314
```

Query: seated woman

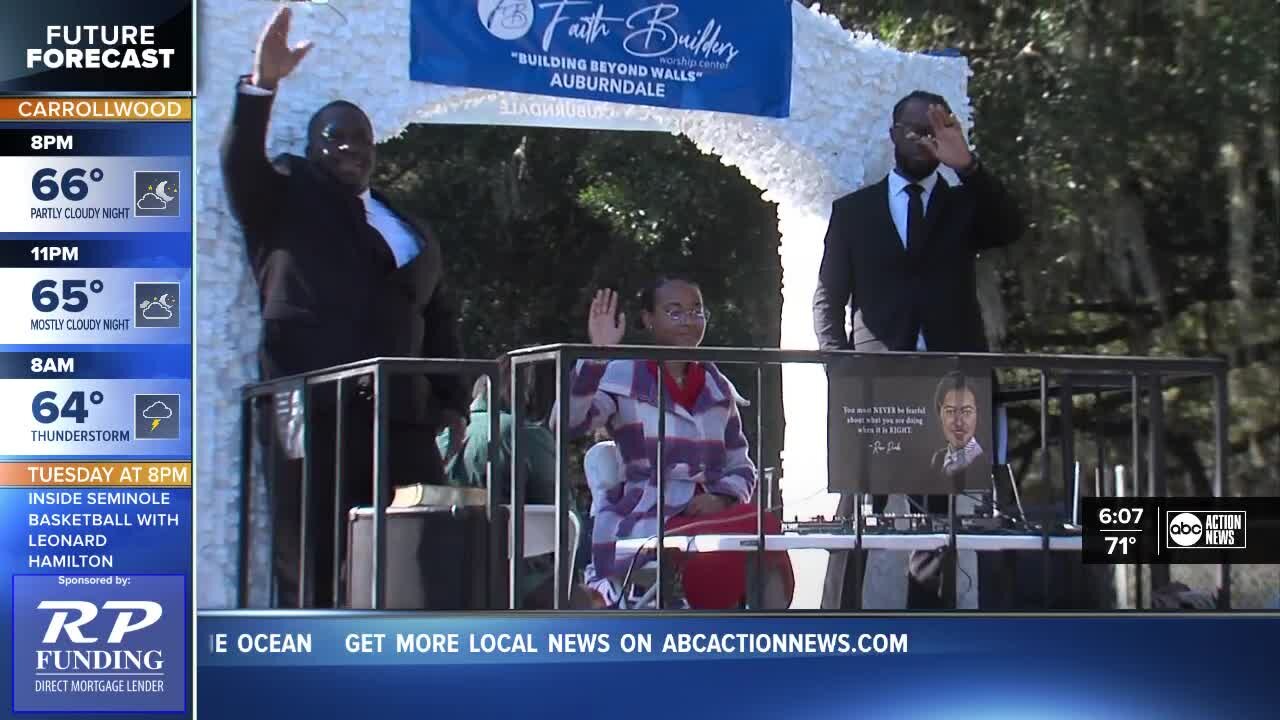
556;277;793;609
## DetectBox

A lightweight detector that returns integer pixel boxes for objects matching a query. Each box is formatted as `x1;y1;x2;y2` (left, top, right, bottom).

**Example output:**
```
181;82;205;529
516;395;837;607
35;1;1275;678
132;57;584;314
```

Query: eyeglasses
662;308;711;324
893;124;935;143
320;126;373;149
941;405;977;421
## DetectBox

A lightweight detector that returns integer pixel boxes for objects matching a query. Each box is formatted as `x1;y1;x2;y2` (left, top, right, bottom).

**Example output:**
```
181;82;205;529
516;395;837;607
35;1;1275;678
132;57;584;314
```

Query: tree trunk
1220;120;1255;302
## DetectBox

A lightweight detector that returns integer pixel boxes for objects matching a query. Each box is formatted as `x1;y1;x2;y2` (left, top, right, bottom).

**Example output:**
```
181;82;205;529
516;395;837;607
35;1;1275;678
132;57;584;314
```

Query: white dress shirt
887;169;939;351
941;437;985;476
359;191;420;268
238;83;273;97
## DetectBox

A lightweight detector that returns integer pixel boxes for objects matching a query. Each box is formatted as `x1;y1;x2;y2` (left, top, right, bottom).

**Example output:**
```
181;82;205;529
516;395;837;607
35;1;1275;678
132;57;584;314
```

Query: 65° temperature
32;279;104;313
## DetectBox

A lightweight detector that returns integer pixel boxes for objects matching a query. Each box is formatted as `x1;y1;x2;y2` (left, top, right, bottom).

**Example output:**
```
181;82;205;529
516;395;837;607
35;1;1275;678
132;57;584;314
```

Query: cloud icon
137;192;166;210
142;302;173;320
142;402;173;419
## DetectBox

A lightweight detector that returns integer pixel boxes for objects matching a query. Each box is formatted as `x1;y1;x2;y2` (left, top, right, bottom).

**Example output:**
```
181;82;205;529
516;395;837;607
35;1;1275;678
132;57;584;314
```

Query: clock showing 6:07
1096;507;1144;526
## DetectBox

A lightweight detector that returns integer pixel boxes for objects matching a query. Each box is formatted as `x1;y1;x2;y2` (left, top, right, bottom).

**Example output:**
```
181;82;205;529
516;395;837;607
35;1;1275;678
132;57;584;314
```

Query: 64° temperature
33;391;105;424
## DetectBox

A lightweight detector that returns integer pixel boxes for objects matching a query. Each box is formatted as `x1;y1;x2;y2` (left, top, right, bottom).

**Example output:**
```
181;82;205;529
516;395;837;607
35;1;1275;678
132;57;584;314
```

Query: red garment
665;503;795;609
644;361;706;412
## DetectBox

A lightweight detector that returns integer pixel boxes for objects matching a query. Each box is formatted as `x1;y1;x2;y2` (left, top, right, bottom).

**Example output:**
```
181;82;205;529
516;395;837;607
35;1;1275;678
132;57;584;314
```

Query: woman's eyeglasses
662;308;711;324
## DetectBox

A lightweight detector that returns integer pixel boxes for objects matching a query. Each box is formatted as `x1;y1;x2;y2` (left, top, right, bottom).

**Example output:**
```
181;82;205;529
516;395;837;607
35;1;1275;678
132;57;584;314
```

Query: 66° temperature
32;167;104;202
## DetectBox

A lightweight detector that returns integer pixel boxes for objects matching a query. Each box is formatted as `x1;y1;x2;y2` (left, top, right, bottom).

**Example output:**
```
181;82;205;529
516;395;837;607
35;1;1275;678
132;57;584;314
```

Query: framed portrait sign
827;355;994;495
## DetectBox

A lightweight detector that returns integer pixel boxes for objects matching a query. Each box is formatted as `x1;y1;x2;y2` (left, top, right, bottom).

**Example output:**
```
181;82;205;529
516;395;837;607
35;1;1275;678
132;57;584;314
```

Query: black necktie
905;183;925;251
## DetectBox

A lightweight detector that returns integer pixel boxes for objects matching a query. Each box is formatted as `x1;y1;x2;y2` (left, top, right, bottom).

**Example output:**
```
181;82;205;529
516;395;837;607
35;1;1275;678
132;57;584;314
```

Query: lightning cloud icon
140;399;175;436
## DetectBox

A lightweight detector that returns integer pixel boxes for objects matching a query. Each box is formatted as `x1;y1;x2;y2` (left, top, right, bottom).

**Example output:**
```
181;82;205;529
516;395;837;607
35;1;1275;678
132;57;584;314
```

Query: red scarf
644;361;706;412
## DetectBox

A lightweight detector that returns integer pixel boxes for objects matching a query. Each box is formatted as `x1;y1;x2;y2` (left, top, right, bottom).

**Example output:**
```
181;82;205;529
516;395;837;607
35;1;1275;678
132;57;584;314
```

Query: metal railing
236;346;1230;610
237;357;501;610
508;345;1230;610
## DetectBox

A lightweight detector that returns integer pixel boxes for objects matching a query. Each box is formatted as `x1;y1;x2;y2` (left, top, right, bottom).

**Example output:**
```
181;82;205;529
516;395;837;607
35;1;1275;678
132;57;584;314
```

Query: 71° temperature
1106;536;1138;556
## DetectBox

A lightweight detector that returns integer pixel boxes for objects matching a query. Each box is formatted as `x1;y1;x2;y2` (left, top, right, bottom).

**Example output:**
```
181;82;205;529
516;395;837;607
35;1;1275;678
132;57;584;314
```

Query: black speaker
978;550;1114;609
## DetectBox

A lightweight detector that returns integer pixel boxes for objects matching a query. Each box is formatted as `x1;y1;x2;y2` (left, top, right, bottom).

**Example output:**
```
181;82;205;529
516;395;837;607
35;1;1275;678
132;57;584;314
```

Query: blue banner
410;0;794;118
198;614;1279;718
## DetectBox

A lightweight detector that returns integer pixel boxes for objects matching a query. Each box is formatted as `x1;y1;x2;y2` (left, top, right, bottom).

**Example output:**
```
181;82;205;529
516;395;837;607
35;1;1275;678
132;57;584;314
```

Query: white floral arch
196;0;972;608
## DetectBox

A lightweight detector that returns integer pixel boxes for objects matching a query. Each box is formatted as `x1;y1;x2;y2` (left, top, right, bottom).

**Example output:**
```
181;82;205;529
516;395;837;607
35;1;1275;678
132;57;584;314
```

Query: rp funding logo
480;0;534;40
12;575;185;713
1167;511;1247;549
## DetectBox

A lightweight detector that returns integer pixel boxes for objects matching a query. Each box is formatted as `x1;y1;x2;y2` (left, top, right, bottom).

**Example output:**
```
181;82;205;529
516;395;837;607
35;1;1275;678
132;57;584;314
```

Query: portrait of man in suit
816;89;1023;609
929;371;984;477
221;8;469;608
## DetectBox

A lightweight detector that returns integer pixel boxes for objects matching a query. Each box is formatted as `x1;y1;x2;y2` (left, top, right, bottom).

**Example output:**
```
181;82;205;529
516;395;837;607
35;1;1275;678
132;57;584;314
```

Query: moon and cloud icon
134;171;181;217
140;293;176;320
142;304;173;320
134;282;181;328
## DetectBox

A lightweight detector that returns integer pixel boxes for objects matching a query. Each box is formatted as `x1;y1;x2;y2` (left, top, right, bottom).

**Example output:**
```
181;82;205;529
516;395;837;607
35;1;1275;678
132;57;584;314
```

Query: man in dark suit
221;8;469;608
814;90;1022;609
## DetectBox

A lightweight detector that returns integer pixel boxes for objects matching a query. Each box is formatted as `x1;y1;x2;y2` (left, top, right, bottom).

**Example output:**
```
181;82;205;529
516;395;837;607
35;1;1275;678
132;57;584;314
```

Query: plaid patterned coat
554;359;756;583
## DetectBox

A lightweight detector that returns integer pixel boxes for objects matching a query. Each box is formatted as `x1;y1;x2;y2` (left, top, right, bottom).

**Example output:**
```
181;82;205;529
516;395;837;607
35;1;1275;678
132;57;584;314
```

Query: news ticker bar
196;613;1280;667
202;615;912;666
195;616;1279;719
1083;497;1280;564
195;615;1280;718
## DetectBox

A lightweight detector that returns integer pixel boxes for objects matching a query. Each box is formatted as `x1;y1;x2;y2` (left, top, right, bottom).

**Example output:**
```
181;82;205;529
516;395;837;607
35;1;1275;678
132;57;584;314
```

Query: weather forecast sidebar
0;2;195;716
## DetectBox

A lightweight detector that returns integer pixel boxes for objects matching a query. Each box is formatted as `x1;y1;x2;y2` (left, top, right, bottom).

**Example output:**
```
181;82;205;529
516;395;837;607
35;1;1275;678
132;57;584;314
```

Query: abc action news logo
1167;511;1247;549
